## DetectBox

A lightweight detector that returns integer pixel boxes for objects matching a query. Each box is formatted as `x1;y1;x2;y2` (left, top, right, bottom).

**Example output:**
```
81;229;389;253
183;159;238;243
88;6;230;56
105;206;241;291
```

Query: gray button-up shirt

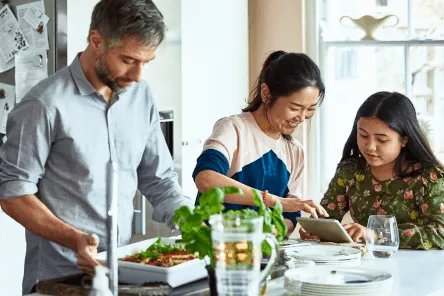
0;53;193;293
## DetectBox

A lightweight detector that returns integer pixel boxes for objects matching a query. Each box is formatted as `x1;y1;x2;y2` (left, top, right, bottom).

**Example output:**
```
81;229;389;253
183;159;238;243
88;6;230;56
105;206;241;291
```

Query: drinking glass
366;215;399;258
209;214;278;296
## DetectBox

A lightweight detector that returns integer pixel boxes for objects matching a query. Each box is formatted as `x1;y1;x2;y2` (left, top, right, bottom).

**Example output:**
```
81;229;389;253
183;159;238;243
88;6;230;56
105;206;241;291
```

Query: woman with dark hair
302;91;444;249
193;51;328;234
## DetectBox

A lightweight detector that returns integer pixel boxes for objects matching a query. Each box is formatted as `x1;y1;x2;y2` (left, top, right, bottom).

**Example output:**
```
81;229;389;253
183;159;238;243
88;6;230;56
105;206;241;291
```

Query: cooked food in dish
120;238;197;267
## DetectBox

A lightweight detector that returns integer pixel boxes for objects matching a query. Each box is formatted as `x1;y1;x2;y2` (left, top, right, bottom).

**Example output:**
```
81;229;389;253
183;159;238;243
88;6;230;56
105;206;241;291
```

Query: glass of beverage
209;214;278;296
366;215;400;258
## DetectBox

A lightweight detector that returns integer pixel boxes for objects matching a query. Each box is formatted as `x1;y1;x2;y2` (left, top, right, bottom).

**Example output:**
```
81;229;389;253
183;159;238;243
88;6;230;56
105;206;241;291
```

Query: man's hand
76;233;101;274
299;227;320;241
343;223;367;243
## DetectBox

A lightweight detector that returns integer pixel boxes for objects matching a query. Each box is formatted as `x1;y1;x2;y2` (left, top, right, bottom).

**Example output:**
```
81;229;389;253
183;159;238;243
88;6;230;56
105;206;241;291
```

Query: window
335;49;358;79
376;0;389;7
313;0;444;195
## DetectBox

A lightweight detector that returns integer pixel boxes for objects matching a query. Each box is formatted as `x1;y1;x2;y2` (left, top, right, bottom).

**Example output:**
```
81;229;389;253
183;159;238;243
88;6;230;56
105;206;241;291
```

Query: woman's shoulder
214;113;251;130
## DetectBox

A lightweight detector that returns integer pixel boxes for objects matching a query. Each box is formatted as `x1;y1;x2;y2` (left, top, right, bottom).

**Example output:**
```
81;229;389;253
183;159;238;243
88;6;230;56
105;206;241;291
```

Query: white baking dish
95;237;208;288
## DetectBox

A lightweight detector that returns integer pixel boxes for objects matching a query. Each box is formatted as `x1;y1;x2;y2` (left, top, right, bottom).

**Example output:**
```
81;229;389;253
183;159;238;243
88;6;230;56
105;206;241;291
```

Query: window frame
304;0;444;201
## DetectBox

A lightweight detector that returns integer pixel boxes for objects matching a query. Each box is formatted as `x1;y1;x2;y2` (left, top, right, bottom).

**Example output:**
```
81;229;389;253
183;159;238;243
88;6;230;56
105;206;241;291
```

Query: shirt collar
70;52;97;96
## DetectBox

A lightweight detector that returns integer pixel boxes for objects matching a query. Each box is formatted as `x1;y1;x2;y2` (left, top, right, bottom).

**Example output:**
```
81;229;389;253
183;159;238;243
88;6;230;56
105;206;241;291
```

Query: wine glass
366;215;400;258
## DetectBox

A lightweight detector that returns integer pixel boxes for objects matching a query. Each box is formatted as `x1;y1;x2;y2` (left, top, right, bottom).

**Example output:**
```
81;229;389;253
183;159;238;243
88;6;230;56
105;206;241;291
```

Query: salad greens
140;237;185;259
173;187;287;268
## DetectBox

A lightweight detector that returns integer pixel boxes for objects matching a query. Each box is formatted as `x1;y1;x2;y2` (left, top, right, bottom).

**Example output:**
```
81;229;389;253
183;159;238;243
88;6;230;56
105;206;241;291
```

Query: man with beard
0;0;193;294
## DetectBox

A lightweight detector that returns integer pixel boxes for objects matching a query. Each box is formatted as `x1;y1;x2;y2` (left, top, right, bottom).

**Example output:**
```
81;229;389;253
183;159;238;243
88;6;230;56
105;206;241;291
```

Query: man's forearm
0;195;84;252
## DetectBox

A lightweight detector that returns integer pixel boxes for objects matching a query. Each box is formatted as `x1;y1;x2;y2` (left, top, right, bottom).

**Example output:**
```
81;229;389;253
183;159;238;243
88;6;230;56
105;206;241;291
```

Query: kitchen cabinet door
0;211;26;296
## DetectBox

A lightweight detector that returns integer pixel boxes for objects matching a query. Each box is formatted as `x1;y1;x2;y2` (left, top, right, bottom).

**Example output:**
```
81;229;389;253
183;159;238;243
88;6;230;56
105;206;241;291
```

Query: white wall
143;0;183;176
67;0;98;63
180;0;249;198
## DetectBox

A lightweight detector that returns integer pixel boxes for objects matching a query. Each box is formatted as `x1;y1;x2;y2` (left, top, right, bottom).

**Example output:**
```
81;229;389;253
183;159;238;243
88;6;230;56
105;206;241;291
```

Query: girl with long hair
302;92;444;249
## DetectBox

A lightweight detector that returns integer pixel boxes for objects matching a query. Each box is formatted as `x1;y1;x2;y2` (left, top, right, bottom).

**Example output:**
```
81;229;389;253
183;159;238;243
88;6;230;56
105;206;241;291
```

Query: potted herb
173;187;287;295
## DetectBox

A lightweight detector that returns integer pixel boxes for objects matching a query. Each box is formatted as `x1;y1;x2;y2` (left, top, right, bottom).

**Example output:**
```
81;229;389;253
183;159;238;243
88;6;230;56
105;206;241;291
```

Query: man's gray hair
89;0;165;48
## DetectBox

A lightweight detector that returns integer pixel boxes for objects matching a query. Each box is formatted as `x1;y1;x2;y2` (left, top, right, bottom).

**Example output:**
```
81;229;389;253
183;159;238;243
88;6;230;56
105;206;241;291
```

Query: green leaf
270;204;287;242
239;209;259;220
273;199;283;215
262;240;272;256
174;206;192;225
221;186;244;195
252;189;264;209
145;237;184;253
262;212;273;234
175;186;288;268
199;188;225;207
271;213;287;242
141;251;160;259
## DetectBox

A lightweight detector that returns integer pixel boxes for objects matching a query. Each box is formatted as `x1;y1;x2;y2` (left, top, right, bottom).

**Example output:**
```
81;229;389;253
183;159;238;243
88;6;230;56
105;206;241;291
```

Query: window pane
320;46;405;189
412;0;444;39
410;46;444;162
322;0;407;40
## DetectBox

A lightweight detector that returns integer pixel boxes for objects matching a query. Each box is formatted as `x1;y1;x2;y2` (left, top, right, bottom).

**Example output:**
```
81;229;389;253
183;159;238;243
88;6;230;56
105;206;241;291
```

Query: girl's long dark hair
342;91;443;176
243;51;325;140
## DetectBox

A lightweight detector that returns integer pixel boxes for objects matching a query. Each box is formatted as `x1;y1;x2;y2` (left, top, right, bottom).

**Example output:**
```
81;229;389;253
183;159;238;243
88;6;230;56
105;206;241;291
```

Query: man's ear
89;30;105;59
260;83;271;104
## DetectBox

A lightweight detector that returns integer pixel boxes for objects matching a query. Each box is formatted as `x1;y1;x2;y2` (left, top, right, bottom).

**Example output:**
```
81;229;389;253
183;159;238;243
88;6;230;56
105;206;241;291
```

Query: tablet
297;217;354;243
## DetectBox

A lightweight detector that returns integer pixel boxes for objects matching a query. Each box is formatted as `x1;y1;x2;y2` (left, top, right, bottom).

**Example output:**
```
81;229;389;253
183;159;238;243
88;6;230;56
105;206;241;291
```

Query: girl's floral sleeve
320;161;355;221
399;168;444;250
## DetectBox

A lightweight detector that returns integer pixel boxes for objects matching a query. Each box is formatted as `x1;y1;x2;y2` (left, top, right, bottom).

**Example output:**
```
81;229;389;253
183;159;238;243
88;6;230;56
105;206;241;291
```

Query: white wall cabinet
139;0;249;238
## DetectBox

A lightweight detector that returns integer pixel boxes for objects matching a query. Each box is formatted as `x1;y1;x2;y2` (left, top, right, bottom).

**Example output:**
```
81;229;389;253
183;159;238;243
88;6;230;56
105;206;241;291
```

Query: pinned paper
0;5;29;63
17;1;49;50
15;49;47;103
0;83;15;134
23;4;49;33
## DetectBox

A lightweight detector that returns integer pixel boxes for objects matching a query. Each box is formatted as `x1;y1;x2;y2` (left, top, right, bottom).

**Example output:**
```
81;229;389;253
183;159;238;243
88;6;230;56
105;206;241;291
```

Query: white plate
285;245;361;262
284;266;392;287
95;237;208;288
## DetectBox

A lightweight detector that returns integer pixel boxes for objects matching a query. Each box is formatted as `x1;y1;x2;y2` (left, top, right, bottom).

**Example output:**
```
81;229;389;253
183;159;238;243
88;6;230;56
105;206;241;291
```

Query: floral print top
320;158;444;250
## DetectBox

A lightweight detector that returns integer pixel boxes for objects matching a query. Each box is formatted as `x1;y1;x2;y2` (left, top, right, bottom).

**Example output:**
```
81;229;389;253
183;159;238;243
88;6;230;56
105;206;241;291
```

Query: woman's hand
262;191;328;218
280;198;329;218
343;223;367;243
299;227;320;241
262;190;278;208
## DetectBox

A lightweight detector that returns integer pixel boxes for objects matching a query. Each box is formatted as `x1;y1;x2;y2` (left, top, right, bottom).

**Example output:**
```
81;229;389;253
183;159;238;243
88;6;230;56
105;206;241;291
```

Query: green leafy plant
173;186;287;268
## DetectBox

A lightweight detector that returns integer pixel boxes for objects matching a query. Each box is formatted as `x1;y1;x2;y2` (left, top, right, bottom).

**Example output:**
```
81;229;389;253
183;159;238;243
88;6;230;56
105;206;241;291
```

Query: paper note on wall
0;83;15;134
0;54;14;74
15;49;48;103
0;5;29;63
17;1;49;50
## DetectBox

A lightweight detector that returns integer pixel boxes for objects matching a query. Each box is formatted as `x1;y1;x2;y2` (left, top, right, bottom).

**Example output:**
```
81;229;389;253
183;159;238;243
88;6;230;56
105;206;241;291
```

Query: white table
266;250;444;296
25;250;444;296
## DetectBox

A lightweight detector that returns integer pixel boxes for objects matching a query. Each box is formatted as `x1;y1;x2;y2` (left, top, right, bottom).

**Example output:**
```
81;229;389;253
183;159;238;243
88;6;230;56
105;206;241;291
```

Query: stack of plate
284;266;393;296
284;245;361;266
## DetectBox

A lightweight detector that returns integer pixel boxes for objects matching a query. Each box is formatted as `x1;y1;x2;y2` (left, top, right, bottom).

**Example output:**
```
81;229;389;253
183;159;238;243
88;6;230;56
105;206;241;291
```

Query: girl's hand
343;223;367;243
299;227;320;240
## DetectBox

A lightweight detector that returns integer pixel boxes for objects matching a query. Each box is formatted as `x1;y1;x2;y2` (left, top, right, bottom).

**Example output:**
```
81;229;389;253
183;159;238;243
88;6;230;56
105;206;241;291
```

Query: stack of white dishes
284;266;393;296
284;245;361;266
